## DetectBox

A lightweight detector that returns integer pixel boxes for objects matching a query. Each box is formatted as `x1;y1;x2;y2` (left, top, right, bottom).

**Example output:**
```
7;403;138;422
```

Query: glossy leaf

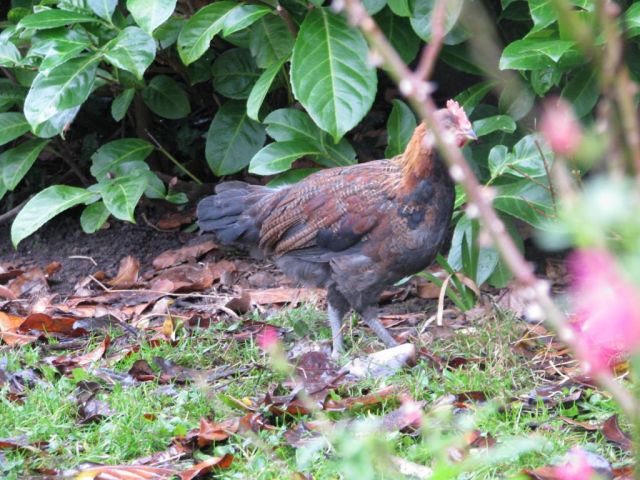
528;0;555;31
0;139;49;190
0;42;21;67
410;0;463;41
212;48;260;99
111;88;135;122
510;134;553;177
0;112;30;146
154;16;184;48
561;68;598;117
388;0;412;16
24;55;100;128
32;106;81;139
90;138;154;182
127;0;177;34
454;81;495;115
11;185;96;247
223;4;271;37
80;201;110;233
247;56;286;120
249;14;294;69
177;1;236;65
249;140;320;175
141;75;190;119
87;0;117;21
205;101;266;176
291;8;376;142
100;173;149;222
626;2;640;38
385;99;417;157
472;115;516;137
499;39;575;70
0;79;27;109
364;0;387;15
103;27;156;80
266;168;320;187
494;180;554;228
376;7;419;64
19;10;99;30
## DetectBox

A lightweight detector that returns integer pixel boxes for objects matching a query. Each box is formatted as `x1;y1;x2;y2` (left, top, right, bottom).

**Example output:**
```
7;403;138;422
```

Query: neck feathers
394;122;435;193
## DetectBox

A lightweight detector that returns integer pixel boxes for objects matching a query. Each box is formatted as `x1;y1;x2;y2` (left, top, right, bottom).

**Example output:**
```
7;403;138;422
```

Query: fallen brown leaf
603;415;633;451
178;454;233;480
19;313;85;336
69;464;177;479
152;241;219;270
108;256;140;288
53;336;110;370
246;287;325;305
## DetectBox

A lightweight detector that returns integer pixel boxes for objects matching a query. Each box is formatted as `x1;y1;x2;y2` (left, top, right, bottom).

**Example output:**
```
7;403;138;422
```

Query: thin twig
277;4;298;37
534;139;556;210
0;196;31;224
340;0;638;419
145;130;203;185
414;0;446;81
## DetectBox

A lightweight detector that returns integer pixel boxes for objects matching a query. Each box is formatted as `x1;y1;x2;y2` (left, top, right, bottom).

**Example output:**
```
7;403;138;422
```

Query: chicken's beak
465;129;478;142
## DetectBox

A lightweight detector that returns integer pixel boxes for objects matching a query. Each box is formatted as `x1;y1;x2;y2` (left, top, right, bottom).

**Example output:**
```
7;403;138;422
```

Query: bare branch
414;0;446;82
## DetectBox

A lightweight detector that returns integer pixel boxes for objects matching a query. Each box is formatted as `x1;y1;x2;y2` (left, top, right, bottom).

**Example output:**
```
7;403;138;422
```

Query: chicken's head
435;100;477;147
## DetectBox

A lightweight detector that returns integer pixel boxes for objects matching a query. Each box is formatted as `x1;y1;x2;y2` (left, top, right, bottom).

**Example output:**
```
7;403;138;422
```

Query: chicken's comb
446;100;472;130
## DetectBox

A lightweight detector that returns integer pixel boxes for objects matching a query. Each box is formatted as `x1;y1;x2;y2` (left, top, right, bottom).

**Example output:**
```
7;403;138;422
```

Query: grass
0;305;630;479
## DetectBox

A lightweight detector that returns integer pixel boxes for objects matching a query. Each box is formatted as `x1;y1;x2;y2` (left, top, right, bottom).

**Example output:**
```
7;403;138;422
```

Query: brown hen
197;100;476;356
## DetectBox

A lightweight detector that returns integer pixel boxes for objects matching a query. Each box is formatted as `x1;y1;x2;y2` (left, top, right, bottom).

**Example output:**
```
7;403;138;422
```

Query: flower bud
540;97;583;157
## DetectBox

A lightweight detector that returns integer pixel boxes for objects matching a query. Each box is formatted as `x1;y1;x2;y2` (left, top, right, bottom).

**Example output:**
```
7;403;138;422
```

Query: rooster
198;100;476;356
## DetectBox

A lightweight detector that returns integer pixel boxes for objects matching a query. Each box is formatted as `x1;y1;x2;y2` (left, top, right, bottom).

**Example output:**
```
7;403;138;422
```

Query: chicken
197;100;476;356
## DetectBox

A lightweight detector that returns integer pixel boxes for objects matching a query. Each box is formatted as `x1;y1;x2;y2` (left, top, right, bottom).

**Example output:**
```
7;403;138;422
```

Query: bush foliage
1;0;638;296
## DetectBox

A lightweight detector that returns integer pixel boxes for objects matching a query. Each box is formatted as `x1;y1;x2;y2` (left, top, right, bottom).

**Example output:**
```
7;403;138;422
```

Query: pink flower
569;249;640;372
540;97;583;157
553;447;596;480
257;325;279;351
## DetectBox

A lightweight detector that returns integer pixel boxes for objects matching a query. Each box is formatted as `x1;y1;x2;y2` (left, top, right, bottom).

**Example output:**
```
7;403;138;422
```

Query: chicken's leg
361;306;398;348
327;286;350;357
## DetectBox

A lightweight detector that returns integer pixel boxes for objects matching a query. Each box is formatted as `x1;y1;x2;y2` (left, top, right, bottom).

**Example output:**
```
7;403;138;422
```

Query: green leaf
154;16;184;49
509;134;553;177
528;0;556;31
376;7;420;64
87;0;117;21
141;75;191;119
177;1;236;65
494;180;554;228
103;26;156;79
0;79;27;109
11;185;95;247
23;55;99;128
249;14;294;69
440;44;485;76
36;29;91;73
266;167;320;187
212;48;260;99
561;68;598;117
0;179;6;203
388;0;412;16
488;145;511;178
19;10;99;30
291;8;376;142
264;108;356;166
205;101;266;176
363;0;387;15
0;42;21;67
223;4;271;37
249;140;320;175
499;39;575;70
90;138;154;182
247;56;287;120
80;200;110;233
410;0;463;42
472;115;516;137
385;99;416;158
31;106;80;138
626;2;640;38
111;88;135;122
100;173;149;222
0;112;30;146
126;0;177;34
142;171;167;199
454;81;495;116
0;139;49;190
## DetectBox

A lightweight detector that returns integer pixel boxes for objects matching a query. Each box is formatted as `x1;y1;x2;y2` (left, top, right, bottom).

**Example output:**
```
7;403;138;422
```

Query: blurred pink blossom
540;98;583;157
553;447;596;480
569;249;640;372
257;325;279;351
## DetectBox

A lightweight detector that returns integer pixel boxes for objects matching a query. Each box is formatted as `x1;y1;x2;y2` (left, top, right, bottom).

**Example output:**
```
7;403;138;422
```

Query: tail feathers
197;182;270;246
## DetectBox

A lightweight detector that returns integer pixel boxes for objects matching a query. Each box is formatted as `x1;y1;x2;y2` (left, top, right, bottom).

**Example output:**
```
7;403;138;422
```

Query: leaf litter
0;239;634;478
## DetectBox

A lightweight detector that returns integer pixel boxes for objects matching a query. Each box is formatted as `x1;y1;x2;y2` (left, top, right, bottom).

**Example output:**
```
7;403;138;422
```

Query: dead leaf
108;256;140;288
226;289;251;314
8;267;48;298
0;285;16;300
246;287;325;305
69;464;177;479
324;385;401;412
179;454;233;480
603;415;632;451
150;264;215;293
157;211;195;229
415;279;440;299
0;331;39;347
19;313;85;336
152;241;218;270
53;336;110;370
0;312;24;332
